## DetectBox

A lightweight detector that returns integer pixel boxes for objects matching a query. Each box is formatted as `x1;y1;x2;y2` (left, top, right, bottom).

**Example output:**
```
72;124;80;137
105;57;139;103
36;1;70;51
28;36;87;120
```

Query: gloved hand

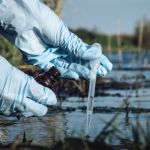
51;43;112;81
0;0;112;81
0;56;57;118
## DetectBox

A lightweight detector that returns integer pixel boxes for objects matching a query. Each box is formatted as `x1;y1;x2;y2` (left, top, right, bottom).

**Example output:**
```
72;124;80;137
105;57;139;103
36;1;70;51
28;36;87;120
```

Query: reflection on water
103;51;150;69
0;52;150;145
1;94;150;145
124;116;130;130
0;114;66;145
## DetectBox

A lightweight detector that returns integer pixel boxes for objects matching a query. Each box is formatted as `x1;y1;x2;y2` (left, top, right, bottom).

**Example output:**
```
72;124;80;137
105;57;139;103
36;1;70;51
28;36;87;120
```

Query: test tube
86;43;102;138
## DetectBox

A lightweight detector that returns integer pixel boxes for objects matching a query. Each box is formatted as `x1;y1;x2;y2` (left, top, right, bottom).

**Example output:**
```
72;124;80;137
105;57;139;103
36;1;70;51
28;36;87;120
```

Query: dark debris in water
78;106;150;114
85;134;91;139
52;138;114;150
46;105;150;114
47;106;76;114
0;137;115;150
129;107;150;113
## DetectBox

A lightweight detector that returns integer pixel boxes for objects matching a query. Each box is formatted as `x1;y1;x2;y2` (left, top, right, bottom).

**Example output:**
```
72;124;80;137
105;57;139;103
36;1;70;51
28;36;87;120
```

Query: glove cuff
0;56;12;96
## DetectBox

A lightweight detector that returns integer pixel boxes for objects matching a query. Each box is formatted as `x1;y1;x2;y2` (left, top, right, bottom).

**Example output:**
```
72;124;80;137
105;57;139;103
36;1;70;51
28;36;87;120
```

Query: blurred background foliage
41;0;66;18
0;35;25;66
0;0;150;67
70;28;136;50
133;18;150;51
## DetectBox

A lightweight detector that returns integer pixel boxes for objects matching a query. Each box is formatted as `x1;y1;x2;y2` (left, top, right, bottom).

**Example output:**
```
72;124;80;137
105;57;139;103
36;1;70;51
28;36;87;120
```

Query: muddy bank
0;137;116;150
0;135;148;150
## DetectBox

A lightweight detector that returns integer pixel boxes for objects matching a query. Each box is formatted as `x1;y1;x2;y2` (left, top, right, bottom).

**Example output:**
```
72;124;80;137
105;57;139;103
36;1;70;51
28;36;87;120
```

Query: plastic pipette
86;43;102;138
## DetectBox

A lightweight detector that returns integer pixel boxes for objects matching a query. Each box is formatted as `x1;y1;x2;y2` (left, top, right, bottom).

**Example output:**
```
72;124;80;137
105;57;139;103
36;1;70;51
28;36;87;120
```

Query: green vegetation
133;19;150;50
70;28;137;51
70;18;150;52
70;28;134;50
0;35;25;66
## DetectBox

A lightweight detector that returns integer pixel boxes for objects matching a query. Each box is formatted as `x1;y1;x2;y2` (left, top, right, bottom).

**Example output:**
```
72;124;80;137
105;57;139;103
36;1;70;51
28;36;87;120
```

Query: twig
94;103;124;142
11;136;20;150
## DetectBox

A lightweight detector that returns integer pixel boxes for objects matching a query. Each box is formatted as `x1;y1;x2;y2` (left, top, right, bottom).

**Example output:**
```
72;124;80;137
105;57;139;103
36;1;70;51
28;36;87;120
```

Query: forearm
37;1;100;61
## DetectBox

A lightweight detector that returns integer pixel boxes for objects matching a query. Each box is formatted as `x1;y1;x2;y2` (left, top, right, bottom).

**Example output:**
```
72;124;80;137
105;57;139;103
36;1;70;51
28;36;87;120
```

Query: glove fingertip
47;90;57;105
34;105;48;116
82;46;101;60
97;65;107;77
42;106;48;116
110;63;113;72
100;54;113;72
33;104;48;117
16;98;48;117
107;62;113;72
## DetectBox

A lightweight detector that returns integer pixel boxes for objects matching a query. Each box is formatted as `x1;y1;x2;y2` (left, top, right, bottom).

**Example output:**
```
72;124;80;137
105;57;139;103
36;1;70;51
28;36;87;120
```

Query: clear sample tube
86;43;102;138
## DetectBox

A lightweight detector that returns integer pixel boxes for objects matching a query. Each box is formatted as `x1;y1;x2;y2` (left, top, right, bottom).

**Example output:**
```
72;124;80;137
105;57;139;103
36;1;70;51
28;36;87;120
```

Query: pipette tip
85;134;91;139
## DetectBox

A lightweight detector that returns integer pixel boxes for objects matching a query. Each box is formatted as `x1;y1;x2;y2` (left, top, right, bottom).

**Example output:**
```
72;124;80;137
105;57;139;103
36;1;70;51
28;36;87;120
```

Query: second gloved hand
0;56;57;117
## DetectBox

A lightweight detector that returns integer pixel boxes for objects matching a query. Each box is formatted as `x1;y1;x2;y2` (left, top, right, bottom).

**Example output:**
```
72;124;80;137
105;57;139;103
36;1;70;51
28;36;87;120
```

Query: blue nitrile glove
0;56;57;117
51;43;112;81
0;0;112;81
